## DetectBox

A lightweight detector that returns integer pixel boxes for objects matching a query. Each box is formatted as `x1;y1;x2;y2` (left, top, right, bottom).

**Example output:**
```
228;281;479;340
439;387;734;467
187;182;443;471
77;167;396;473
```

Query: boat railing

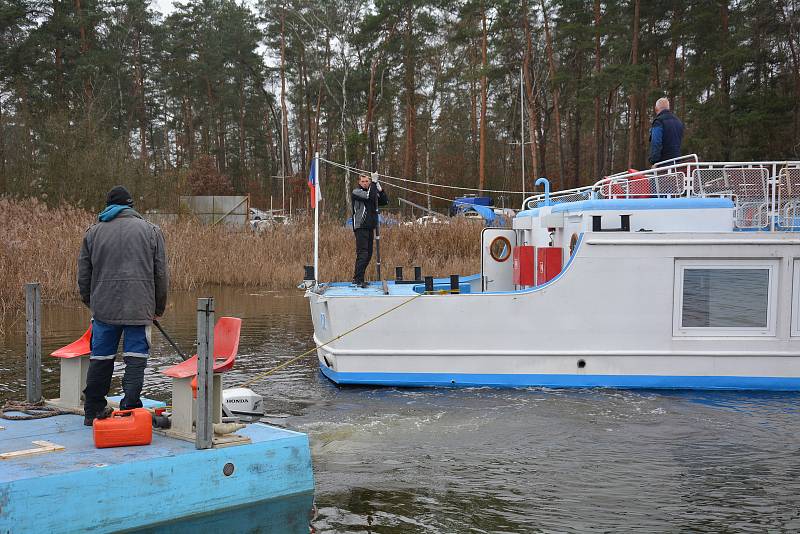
521;156;800;232
521;185;595;210
777;166;800;230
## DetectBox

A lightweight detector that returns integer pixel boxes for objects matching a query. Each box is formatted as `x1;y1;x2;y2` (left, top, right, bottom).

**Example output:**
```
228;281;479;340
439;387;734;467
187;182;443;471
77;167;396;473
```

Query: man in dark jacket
78;186;169;426
648;97;684;166
352;173;388;287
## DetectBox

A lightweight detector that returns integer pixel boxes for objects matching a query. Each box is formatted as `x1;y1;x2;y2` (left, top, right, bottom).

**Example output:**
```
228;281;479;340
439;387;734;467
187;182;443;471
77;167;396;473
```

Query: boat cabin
480;156;799;292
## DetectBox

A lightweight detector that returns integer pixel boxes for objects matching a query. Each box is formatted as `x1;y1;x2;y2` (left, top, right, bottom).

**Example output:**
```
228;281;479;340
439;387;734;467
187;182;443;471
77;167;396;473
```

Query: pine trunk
719;1;732;160
135;26;147;165
0;105;5;193
239;81;246;176
667;1;681;108
186;95;194;163
593;0;603;177
403;6;417;180
523;0;541;180
479;4;488;193
280;6;293;177
74;0;92;101
297;48;308;181
541;0;565;188
573;54;582;187
626;0;640;169
782;1;800;147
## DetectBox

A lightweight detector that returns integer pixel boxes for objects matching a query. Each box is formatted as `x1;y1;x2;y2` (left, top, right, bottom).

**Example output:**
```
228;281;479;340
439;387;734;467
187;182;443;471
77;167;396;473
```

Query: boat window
674;261;777;336
682;269;769;327
489;236;511;262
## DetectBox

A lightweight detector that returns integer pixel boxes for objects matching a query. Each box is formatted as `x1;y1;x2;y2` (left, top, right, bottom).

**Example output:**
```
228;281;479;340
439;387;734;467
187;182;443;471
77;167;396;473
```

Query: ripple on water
2;288;800;532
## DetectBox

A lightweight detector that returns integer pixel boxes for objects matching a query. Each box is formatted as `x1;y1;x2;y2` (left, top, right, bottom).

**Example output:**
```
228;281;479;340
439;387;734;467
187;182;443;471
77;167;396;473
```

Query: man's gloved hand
371;172;379;183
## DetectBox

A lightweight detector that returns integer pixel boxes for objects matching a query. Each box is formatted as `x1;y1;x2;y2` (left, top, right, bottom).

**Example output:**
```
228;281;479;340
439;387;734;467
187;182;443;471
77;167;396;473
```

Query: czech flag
308;157;321;207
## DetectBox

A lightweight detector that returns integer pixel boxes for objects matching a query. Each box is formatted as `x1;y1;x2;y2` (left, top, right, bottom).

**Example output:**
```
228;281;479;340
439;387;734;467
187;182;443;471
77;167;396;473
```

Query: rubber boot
83;359;115;425
120;356;147;410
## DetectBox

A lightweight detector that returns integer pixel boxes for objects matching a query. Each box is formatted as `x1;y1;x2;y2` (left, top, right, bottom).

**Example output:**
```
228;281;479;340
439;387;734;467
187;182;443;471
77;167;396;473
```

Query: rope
378;176;458;204
0;400;81;420
319;157;528;195
239;291;424;387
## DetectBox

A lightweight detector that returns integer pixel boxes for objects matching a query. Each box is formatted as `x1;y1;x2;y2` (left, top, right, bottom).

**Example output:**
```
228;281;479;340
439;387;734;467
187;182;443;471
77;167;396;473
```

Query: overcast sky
150;0;259;17
150;0;174;15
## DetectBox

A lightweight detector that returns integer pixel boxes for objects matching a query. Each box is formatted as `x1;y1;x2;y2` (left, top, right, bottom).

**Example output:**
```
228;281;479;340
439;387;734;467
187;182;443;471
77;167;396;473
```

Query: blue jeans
83;319;150;417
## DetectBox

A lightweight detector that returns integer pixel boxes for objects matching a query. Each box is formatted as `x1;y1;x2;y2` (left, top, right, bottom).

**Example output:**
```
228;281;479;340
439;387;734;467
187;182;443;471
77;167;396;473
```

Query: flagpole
520;65;526;199
314;152;320;283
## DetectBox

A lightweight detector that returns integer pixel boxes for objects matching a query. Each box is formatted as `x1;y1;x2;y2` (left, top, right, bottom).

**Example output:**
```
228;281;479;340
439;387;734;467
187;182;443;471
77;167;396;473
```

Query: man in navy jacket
648;97;684;166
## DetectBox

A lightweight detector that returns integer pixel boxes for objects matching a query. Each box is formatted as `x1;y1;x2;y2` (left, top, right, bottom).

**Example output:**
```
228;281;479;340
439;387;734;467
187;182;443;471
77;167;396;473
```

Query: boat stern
305;287;338;375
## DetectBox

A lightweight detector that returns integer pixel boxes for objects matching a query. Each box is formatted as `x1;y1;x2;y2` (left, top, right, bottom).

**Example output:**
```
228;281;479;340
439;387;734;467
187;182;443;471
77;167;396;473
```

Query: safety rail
520;156;800;232
778;167;800;230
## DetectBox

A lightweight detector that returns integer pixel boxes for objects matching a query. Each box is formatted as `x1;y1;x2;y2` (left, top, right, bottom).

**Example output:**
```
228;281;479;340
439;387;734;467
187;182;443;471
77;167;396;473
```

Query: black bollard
424;276;434;294
450;274;460;294
414;266;422;282
395;266;404;281
303;265;315;281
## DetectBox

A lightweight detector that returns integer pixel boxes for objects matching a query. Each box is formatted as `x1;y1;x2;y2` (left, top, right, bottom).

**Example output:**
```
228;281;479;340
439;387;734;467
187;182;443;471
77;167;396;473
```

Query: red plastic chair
51;324;92;358
610;169;652;199
161;317;242;379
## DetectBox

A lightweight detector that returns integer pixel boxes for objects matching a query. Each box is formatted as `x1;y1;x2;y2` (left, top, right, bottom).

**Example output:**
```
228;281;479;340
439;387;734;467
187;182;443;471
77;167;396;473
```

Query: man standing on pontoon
648;97;684;166
78;186;169;426
352;173;388;288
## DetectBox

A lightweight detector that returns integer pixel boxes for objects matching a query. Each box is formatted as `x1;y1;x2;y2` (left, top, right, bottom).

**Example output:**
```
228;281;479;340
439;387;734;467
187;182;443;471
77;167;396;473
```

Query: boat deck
320;274;480;297
0;414;314;532
321;281;419;296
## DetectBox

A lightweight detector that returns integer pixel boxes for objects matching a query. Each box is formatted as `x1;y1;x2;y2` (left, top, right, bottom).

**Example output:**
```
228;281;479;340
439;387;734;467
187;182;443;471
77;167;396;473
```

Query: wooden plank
0;440;65;460
195;297;214;449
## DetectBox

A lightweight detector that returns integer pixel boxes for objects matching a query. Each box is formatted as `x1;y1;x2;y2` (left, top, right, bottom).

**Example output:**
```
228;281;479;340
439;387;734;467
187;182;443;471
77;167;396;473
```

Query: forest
1;0;798;216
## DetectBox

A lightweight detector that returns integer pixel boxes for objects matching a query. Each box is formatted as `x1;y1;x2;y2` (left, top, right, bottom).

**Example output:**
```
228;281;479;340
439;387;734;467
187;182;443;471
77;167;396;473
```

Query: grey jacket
352;183;389;230
78;209;169;325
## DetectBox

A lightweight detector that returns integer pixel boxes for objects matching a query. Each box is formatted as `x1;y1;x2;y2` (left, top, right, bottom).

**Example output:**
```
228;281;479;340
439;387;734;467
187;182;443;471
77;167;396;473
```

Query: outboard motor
222;387;264;416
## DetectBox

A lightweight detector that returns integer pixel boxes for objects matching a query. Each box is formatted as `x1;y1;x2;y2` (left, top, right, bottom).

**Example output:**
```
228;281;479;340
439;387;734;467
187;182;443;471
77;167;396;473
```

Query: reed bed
0;198;481;327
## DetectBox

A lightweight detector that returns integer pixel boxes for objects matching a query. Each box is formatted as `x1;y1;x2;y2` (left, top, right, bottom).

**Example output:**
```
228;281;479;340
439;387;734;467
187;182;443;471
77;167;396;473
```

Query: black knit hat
106;186;134;206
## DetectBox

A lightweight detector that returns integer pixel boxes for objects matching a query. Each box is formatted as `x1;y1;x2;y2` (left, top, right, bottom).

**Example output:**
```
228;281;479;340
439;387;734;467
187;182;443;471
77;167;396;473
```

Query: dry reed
1;198;481;326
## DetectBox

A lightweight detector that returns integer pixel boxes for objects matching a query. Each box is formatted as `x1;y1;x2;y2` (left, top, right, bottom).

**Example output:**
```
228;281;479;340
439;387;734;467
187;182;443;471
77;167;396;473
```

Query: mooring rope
239;291;424;388
0;400;81;421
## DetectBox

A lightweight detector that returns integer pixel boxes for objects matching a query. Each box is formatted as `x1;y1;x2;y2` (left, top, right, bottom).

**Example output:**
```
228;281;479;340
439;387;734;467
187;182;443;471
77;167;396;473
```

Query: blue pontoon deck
0;414;314;532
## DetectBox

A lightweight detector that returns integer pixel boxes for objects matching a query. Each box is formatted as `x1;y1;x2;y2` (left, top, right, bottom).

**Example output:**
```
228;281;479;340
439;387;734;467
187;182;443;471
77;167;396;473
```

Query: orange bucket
93;408;153;448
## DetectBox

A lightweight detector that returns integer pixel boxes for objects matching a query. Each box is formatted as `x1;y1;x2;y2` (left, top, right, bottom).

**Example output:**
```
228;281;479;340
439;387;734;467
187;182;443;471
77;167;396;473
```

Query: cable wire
319;157;528;195
378;176;458;204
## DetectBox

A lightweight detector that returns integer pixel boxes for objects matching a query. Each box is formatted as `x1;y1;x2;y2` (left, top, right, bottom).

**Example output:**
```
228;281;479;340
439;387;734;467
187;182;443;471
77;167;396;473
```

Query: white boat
306;156;800;390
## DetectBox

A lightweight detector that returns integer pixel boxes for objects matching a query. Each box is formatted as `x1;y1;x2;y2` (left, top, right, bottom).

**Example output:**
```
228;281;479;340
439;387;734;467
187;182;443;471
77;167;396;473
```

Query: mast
520;66;526;199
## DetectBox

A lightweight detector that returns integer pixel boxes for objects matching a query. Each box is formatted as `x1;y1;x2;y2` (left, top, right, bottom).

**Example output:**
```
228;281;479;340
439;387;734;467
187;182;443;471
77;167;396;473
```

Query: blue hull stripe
319;364;800;391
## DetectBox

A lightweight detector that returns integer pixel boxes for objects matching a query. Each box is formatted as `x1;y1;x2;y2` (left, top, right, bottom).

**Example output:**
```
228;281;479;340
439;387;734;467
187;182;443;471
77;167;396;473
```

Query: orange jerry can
93;408;153;449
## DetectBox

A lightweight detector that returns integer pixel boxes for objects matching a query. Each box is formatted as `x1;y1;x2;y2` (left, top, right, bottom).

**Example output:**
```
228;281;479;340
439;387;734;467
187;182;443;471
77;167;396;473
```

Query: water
2;287;800;532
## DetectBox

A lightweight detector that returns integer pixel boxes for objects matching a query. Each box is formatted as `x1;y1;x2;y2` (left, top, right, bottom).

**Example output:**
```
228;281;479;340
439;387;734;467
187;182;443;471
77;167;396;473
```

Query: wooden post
25;283;42;403
196;297;214;450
